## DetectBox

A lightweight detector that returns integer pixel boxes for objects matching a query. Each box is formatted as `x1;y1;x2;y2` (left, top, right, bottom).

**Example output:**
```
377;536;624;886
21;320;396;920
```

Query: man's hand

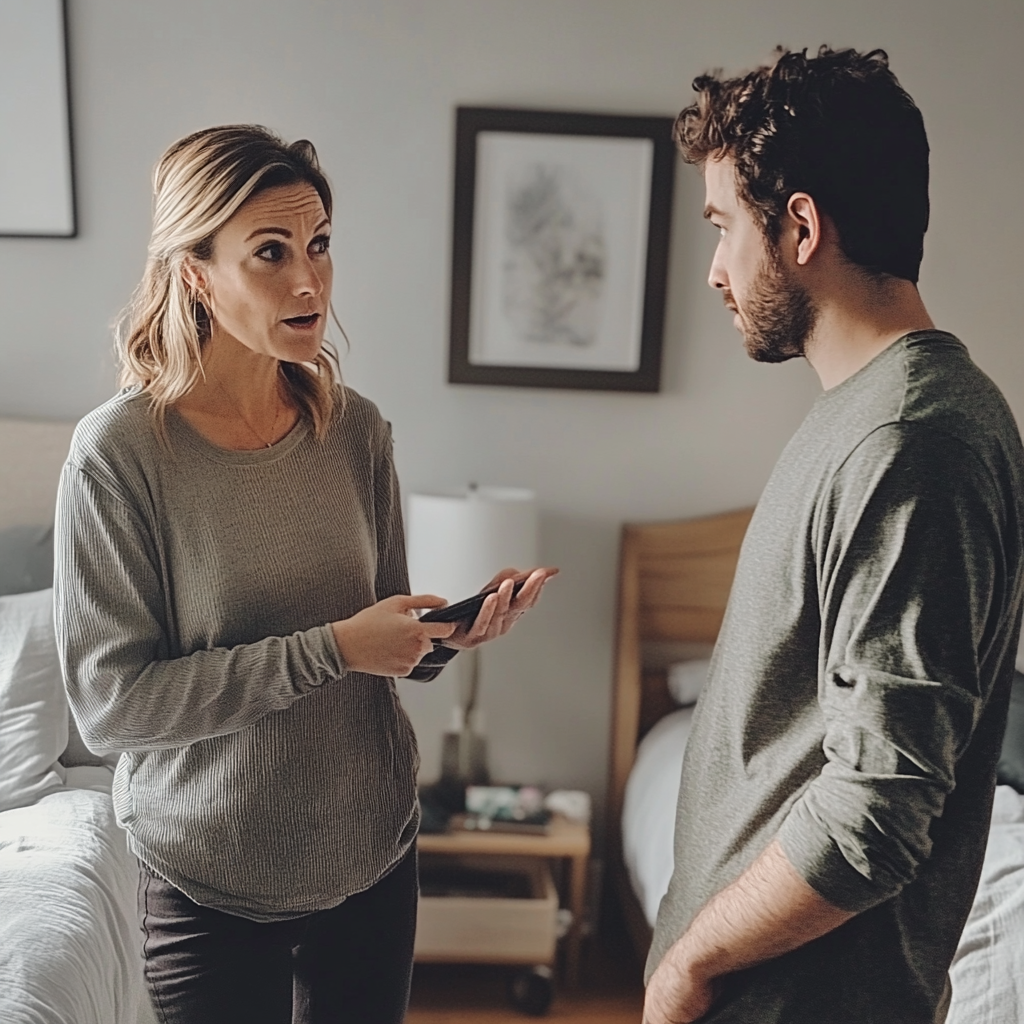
644;954;717;1024
643;840;854;1024
444;567;558;649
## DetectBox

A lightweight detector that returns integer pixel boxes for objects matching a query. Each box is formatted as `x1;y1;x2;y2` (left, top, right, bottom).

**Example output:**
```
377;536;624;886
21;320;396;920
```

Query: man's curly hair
676;46;929;283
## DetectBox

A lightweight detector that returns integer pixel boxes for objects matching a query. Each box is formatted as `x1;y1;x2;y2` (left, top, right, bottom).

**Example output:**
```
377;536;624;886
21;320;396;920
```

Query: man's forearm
675;838;854;975
644;839;855;1024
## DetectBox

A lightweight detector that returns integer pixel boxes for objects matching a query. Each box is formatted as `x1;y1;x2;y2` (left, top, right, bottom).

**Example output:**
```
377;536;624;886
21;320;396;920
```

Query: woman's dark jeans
136;848;418;1024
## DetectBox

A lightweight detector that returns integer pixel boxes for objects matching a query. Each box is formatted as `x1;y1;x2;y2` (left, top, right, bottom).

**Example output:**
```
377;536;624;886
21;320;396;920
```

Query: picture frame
0;0;77;238
448;106;676;392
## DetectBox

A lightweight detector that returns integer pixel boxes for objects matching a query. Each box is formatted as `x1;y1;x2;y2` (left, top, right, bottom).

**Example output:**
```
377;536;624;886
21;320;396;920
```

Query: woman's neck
175;335;299;450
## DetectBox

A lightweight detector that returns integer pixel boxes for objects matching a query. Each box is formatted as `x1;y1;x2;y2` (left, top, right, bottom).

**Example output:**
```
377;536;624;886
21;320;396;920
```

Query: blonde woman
54;125;554;1024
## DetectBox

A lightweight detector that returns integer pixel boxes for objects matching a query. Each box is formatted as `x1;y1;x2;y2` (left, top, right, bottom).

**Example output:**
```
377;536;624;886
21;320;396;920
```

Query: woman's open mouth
283;313;321;329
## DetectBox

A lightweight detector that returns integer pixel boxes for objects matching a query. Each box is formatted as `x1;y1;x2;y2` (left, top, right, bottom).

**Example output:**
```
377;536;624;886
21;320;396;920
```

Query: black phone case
418;579;526;624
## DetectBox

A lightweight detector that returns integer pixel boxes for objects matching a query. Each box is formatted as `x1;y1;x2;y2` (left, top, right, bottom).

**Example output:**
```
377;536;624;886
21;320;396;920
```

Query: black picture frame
448;106;675;392
0;0;77;239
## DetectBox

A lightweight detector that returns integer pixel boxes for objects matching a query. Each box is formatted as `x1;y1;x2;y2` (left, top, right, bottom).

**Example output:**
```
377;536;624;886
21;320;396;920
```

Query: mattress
622;708;1024;1022
0;766;151;1024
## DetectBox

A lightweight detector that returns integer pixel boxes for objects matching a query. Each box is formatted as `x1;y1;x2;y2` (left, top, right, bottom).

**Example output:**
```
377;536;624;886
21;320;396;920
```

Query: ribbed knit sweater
54;386;441;920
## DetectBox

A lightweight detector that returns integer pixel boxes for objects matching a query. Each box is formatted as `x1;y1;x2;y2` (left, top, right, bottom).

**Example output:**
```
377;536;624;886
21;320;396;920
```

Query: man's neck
804;276;935;390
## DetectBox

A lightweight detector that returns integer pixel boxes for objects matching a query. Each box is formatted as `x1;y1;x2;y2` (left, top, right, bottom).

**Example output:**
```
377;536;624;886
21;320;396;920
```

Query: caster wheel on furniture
508;965;554;1016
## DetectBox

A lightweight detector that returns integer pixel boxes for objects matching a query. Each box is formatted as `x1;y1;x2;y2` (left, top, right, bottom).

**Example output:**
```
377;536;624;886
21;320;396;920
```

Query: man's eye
256;242;285;262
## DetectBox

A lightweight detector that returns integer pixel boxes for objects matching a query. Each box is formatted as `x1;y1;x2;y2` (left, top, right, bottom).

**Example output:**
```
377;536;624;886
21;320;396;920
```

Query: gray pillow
997;672;1024;794
0;524;54;596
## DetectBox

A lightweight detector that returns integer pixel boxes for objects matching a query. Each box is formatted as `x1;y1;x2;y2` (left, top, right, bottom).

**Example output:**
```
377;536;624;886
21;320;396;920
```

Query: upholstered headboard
0;416;77;531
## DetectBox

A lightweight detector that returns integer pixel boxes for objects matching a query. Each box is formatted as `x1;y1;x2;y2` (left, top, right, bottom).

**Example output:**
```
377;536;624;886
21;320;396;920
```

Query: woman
53;125;554;1024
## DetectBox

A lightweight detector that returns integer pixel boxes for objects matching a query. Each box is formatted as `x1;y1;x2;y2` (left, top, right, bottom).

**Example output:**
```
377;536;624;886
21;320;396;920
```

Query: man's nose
708;247;728;291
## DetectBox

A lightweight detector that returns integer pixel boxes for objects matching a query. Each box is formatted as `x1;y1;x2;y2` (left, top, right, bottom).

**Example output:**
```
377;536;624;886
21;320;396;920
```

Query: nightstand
416;814;592;988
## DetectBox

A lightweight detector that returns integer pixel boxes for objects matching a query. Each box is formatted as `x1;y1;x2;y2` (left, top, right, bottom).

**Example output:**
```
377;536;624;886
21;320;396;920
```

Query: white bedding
622;707;693;927
0;766;149;1024
622;708;1024;1023
948;784;1024;1022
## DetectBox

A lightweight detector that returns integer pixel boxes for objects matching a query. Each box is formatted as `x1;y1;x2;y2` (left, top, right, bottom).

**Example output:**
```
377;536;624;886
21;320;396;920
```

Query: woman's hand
445;567;559;649
331;595;456;677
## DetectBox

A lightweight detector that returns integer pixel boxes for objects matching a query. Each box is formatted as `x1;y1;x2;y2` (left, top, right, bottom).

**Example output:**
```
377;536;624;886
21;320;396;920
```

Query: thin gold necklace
214;376;284;449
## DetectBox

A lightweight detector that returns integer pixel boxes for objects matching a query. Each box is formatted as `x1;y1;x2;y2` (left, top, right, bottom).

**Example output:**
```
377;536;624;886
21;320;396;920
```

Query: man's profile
643;46;1024;1024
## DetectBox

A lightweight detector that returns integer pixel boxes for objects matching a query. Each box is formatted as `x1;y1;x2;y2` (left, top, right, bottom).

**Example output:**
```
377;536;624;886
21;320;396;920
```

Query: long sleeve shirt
55;386;443;920
648;332;1024;1023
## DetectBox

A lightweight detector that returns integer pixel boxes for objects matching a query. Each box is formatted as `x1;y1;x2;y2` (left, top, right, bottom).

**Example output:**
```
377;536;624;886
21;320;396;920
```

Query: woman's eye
256;242;285;263
311;235;331;255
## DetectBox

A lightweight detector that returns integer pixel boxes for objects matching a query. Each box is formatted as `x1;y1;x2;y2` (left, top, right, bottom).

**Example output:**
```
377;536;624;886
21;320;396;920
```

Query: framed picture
0;0;76;238
449;106;675;392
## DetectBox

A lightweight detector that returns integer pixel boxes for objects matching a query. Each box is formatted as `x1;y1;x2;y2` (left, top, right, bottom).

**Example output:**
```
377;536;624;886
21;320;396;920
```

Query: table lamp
407;485;538;784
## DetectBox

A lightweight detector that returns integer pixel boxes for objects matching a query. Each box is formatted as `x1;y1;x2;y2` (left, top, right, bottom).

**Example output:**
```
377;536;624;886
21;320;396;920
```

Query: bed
608;509;1024;1022
0;415;156;1024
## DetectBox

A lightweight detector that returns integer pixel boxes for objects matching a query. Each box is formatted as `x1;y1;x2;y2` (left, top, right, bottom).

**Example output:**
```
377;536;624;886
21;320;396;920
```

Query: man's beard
726;250;817;363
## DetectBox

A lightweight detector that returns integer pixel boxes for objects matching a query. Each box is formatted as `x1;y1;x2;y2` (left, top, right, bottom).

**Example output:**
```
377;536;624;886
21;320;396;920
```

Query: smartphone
418;578;527;625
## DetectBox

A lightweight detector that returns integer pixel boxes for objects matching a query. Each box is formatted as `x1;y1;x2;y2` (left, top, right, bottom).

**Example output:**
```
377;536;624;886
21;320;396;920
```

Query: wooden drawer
415;854;558;965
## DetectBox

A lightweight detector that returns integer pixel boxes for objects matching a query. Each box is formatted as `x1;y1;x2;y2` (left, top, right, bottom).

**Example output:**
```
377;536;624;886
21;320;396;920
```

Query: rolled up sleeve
776;423;1007;912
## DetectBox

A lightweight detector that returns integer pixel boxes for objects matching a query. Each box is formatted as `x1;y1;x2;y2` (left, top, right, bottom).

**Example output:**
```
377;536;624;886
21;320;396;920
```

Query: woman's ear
786;192;823;267
180;257;207;298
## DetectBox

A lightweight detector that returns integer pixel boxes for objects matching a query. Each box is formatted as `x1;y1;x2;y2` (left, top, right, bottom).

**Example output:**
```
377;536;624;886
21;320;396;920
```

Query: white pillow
667;658;711;706
0;587;67;811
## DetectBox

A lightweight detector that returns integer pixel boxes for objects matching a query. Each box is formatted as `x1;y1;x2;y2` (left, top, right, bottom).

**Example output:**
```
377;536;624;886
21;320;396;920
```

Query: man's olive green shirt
648;333;1024;1023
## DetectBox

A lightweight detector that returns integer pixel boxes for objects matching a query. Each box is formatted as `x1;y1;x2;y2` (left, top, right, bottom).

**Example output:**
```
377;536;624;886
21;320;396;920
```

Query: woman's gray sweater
54;386;433;921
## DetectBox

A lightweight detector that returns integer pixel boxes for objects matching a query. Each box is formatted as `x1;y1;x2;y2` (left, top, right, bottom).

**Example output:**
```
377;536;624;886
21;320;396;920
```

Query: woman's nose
292;256;324;296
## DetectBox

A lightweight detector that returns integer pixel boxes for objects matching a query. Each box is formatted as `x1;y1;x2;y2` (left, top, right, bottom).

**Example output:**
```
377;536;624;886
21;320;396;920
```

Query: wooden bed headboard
0;416;78;530
607;507;753;958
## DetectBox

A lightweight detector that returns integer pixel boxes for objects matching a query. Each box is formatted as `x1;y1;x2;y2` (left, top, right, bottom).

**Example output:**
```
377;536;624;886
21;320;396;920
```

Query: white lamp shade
406;486;538;602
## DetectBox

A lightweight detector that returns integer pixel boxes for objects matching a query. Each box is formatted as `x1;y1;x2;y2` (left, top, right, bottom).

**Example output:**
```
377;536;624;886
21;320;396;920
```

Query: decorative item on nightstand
453;784;552;834
407;485;538;786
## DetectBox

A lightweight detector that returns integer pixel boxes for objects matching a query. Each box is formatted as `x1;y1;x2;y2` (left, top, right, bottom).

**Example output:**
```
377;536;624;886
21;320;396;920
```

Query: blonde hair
115;125;343;437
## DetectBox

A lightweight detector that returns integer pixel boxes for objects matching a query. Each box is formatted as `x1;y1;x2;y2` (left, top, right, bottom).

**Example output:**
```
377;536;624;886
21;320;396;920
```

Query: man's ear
785;192;823;267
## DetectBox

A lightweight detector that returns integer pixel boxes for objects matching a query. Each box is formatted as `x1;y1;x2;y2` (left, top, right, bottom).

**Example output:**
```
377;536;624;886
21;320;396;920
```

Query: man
644;46;1024;1024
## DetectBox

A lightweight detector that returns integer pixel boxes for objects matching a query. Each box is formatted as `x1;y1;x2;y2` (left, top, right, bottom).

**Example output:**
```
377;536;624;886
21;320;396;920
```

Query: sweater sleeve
370;419;457;683
776;423;1007;913
54;462;346;754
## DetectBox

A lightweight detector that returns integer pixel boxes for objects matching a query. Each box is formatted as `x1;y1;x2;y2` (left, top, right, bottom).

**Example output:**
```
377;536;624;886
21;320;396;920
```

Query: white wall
2;0;1022;841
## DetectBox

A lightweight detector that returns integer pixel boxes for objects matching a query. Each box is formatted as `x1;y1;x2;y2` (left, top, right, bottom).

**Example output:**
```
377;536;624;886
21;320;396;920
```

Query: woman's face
191;182;333;364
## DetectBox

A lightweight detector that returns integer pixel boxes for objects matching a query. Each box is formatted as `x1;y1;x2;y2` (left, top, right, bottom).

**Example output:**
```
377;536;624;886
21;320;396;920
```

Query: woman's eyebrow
245;227;292;242
244;218;330;243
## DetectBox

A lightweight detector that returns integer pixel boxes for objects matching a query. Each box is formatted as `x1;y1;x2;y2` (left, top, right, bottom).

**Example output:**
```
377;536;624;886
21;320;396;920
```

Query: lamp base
440;728;490;785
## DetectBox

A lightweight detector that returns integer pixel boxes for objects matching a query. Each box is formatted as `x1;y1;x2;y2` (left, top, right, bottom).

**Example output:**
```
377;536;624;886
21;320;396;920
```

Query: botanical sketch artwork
502;163;606;349
465;125;659;377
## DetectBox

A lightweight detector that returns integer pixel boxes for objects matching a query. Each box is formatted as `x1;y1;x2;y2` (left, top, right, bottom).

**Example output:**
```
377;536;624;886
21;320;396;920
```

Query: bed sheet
0;766;148;1024
948;784;1024;1023
623;712;1024;1024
